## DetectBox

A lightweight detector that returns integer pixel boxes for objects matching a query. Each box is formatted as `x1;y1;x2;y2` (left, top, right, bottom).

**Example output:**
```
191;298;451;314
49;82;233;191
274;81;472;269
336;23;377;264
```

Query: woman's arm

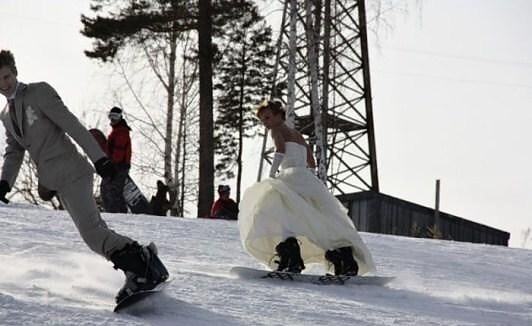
296;131;316;169
269;129;285;178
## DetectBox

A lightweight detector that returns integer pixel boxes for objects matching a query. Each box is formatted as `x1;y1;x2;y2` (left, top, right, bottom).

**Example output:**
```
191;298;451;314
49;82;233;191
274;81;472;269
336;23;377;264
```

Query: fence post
434;179;441;229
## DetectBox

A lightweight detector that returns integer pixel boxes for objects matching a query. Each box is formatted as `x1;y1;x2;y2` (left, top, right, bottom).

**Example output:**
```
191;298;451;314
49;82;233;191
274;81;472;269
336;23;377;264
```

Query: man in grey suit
0;50;168;303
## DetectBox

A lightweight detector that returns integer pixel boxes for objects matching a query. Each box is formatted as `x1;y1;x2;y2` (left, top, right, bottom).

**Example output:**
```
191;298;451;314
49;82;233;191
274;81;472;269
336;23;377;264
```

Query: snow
1;203;531;325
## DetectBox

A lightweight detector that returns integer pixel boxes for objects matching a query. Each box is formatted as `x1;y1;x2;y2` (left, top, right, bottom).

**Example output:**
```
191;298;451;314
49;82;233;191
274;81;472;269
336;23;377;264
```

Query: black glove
94;157;117;179
0;180;11;204
38;183;57;201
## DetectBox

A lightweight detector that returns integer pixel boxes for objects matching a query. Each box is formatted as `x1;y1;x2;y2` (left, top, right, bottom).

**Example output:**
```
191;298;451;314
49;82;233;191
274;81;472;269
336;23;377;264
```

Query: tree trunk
165;32;177;184
236;41;247;203
198;0;214;217
304;0;327;183
180;123;187;215
171;39;188;217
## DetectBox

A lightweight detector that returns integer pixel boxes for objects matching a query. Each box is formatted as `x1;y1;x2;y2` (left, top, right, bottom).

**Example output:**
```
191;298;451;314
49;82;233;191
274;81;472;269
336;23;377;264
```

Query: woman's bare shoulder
293;130;308;145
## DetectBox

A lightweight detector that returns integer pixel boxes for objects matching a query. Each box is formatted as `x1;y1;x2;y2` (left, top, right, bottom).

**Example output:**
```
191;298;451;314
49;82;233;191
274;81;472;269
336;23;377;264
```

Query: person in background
150;180;171;216
210;185;239;220
0;49;168;303
101;106;131;213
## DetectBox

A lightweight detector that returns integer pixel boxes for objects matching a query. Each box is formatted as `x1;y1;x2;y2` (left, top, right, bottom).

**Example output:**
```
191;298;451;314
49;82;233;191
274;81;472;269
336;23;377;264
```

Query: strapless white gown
238;142;376;275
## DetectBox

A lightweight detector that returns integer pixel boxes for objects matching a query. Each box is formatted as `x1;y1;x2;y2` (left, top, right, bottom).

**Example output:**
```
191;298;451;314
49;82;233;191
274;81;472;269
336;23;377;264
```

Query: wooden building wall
336;191;509;246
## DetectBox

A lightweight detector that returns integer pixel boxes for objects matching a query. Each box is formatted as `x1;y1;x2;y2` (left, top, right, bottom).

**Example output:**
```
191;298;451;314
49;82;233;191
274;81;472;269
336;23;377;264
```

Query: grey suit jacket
0;82;106;191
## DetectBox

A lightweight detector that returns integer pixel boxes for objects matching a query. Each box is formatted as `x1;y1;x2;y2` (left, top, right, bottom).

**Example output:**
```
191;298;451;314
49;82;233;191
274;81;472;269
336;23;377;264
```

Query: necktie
8;99;21;136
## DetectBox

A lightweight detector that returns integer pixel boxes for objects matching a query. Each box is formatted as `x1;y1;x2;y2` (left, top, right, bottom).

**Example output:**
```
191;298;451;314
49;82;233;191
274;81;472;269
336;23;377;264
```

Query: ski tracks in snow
1;205;532;325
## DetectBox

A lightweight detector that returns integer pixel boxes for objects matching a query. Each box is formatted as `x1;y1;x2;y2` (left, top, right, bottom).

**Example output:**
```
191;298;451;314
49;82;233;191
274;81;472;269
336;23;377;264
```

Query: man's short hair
0;50;17;75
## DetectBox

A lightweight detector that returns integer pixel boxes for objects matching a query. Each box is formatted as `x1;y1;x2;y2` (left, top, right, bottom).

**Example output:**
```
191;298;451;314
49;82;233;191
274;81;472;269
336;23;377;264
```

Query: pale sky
368;0;532;248
1;0;532;247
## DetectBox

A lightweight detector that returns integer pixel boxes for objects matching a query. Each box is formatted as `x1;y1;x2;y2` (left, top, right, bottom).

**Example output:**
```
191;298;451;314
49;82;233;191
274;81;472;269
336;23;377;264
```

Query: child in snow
0;49;168;303
238;100;376;275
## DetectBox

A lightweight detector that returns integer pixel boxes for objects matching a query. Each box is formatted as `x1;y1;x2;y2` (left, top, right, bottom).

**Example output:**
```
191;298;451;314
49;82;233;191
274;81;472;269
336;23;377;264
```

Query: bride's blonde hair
256;99;285;120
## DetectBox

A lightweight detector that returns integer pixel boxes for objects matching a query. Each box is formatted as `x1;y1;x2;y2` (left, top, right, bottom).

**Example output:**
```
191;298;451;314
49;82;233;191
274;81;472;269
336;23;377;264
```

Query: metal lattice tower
258;0;379;194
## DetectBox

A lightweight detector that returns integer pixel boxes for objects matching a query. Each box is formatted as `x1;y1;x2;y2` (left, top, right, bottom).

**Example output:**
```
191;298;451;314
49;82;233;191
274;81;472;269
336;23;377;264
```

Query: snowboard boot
110;242;169;303
274;241;290;272
339;246;359;276
325;246;359;276
275;237;305;273
325;249;343;275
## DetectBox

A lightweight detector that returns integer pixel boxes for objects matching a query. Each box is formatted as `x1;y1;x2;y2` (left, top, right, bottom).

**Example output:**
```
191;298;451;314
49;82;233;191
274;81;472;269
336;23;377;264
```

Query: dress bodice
280;142;307;169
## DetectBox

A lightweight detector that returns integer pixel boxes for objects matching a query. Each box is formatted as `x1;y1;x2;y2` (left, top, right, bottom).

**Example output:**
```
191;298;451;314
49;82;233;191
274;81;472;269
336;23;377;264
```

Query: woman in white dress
238;100;376;275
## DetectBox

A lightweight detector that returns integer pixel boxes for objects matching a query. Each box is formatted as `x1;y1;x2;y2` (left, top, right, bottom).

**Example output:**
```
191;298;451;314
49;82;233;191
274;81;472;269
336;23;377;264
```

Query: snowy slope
0;204;531;326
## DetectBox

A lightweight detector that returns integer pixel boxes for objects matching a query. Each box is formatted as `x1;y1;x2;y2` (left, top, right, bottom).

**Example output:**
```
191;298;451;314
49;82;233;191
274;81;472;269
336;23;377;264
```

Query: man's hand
0;180;11;204
94;157;117;179
38;183;57;201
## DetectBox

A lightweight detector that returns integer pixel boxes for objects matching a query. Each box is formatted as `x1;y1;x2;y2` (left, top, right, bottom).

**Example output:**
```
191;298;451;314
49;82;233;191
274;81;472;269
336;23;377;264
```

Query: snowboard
231;266;394;286
123;175;151;214
89;128;151;214
114;279;171;313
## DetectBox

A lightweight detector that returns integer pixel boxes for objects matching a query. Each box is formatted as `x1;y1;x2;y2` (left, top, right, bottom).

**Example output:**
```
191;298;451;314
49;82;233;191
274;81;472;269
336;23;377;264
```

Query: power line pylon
258;0;379;194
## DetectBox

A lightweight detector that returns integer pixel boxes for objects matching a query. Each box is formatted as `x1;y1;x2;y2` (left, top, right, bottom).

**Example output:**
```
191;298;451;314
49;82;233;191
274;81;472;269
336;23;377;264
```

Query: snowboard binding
111;242;169;303
274;237;305;273
325;246;359;276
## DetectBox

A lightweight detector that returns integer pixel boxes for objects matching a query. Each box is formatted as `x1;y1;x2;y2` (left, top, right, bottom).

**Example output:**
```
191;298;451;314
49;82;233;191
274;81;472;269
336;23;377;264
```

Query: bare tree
172;31;200;216
99;41;201;217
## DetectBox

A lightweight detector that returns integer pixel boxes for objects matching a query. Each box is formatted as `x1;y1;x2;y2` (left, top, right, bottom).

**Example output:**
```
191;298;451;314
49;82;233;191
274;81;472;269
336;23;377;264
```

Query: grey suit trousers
59;174;133;260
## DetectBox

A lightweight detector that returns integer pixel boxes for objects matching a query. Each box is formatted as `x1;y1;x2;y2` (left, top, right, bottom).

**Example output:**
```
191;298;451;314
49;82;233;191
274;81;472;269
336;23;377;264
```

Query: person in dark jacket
101;107;131;213
210;185;239;220
150;180;171;216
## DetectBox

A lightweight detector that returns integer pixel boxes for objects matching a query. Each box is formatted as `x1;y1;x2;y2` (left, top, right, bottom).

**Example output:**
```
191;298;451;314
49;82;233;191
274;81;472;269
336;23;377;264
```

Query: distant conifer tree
214;4;275;201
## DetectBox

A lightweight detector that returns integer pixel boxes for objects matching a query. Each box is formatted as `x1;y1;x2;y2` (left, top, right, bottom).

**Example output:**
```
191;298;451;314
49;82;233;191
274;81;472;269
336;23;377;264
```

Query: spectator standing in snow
238;100;376;276
101;106;131;213
210;184;239;219
150;180;171;216
0;50;168;303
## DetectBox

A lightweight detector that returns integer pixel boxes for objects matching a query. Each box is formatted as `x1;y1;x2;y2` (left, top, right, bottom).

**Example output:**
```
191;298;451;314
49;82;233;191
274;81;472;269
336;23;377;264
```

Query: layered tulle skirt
238;167;376;275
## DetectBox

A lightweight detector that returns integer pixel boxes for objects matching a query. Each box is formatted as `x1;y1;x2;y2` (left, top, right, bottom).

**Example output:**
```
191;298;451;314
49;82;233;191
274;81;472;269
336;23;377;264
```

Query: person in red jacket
210;185;239;220
101;107;132;213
